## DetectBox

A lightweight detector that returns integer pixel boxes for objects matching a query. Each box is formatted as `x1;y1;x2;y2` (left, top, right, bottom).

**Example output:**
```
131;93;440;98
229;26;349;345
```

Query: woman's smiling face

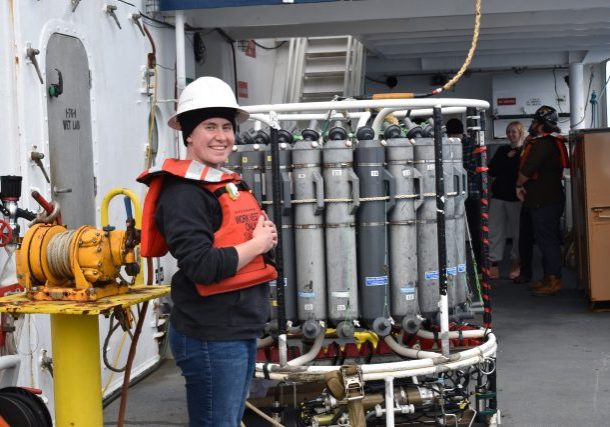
185;117;235;168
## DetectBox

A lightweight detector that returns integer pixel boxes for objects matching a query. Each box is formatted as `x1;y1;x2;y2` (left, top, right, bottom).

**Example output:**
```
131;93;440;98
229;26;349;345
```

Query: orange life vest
137;158;277;296
520;134;569;180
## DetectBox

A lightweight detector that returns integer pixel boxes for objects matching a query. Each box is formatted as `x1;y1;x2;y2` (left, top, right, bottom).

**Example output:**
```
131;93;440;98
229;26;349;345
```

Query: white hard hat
168;76;249;130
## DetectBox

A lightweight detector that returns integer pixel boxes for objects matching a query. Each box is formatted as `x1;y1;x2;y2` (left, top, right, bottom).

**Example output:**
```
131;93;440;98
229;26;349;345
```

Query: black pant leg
530;203;564;278
518;205;534;279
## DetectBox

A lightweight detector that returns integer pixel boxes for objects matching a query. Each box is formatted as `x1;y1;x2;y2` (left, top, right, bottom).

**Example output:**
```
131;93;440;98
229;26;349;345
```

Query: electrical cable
115;254;155;425
116;0;137;7
250;40;287;50
597;71;610;99
117;300;150;427
102;311;134;373
141;13;174;29
552;67;566;114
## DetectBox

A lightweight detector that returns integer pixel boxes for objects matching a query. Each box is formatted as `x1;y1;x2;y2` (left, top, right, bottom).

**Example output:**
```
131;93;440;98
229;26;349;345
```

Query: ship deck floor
104;249;610;426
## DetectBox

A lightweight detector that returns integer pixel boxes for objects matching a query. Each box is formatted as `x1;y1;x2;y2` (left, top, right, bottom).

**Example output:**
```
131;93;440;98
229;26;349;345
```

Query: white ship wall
0;0;197;417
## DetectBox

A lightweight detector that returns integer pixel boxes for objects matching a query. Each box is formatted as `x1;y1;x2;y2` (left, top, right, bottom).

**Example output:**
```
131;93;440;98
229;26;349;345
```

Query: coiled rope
47;230;77;279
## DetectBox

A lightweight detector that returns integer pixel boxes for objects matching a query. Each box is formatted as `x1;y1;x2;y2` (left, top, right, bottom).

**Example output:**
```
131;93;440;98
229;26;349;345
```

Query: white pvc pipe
256;339;496;382
278;333;288;367
385;377;395;427
357;111;372;129
250;111;370;123
372;107;467;137
174;11;186;94
363;352;494;381
383;336;445;361
570;62;585;130
286;332;325;366
416;328;486;340
393;107;466;118
243;98;489;114
440;294;450;357
256;333;496;379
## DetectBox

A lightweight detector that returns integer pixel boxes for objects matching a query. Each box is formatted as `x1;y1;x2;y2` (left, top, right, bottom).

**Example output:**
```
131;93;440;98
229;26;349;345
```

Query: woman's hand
516;186;526;201
251;214;278;254
235;214;278;270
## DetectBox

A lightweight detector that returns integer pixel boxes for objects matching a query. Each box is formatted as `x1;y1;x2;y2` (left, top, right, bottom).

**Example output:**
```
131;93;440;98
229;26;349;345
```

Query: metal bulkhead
322;125;360;338
293;129;326;338
354;126;395;336
384;125;423;333
264;130;297;323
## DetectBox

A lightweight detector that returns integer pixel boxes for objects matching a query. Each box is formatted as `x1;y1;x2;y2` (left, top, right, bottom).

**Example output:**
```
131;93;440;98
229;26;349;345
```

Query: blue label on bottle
298;292;315;298
365;276;388;287
400;287;416;294
425;270;439;280
446;266;458;276
269;278;288;287
458;263;467;273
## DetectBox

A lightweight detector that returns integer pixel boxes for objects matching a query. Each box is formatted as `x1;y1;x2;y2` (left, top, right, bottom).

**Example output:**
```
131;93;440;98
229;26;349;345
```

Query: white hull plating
0;0;187;417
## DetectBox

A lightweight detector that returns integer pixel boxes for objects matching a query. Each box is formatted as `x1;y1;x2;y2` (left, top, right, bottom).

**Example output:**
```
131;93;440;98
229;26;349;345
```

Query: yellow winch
15;188;142;301
16;223;139;301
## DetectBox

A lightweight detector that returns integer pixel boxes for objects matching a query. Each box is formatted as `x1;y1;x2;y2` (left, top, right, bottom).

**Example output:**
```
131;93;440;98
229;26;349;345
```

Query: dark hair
445;118;464;135
178;107;237;146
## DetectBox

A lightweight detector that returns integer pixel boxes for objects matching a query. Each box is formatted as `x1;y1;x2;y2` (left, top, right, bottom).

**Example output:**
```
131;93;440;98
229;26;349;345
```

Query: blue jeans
169;325;257;427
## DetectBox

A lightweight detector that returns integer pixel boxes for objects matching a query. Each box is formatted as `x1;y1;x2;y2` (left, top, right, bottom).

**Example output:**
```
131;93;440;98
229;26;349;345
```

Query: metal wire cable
47;230;77;279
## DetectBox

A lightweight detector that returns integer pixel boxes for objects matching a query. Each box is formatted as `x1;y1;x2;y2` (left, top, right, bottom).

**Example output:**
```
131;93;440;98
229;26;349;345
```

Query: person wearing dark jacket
488;121;524;279
137;77;278;427
515;105;569;296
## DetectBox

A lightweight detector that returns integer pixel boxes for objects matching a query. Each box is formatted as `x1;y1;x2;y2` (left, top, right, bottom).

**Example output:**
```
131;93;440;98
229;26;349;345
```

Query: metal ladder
284;36;365;103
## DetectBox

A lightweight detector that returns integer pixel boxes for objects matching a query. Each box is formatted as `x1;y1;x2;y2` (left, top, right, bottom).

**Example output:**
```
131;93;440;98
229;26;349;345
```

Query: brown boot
528;277;547;291
533;275;562;296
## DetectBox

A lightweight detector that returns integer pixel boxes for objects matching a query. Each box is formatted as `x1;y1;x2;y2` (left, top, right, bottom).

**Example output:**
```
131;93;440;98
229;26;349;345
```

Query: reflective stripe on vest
137;159;277;296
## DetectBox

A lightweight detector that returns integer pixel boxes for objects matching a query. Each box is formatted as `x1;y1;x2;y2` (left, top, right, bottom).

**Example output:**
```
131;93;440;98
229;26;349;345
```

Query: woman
137;77;278;426
488;121;524;279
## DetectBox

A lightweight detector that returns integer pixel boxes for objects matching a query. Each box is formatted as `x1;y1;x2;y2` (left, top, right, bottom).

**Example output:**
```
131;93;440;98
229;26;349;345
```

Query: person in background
487;121;524;279
515;105;569;296
137;77;278;426
513;135;535;285
446;118;482;267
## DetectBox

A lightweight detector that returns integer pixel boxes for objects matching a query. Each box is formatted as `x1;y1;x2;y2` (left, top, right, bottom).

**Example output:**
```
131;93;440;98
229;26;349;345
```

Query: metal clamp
104;4;122;29
53;186;73;195
341;365;364;401
26;45;44;84
129;13;146;36
30;149;51;183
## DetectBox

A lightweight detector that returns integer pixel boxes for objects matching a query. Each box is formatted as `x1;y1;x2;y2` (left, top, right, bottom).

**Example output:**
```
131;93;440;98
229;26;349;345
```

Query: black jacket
155;175;270;341
488;145;521;202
